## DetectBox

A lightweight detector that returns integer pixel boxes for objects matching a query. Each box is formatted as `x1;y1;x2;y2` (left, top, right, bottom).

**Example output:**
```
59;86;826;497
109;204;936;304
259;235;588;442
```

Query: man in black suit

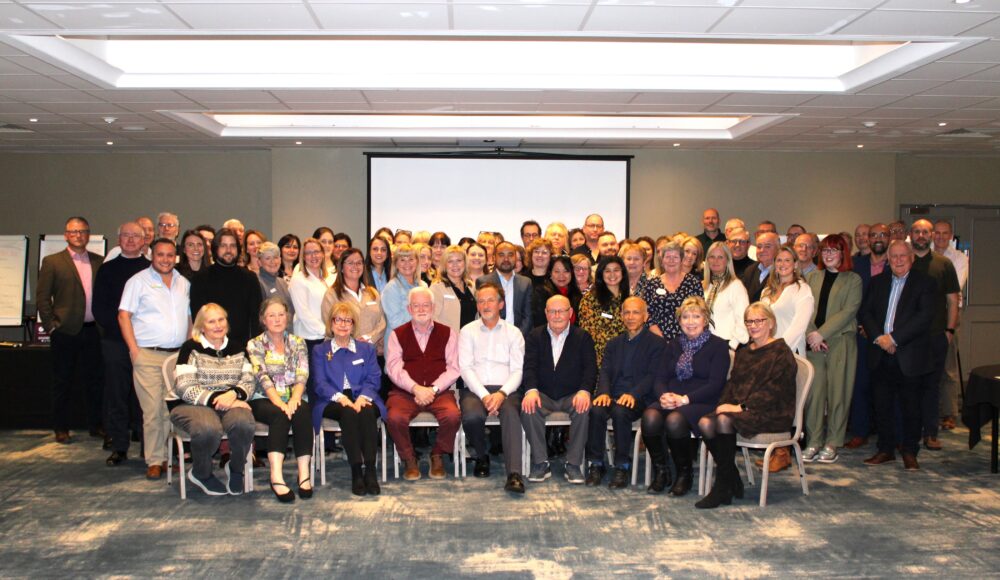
476;241;533;336
521;295;597;484
741;231;779;303
860;240;936;470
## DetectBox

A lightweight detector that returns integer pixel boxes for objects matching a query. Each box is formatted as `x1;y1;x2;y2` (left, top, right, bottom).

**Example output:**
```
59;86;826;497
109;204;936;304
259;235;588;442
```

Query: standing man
861;240;935;470
696;208;726;252
520;220;542;249
854;223;871;258
93;222;149;465
572;214;605;263
36;216;104;444
727;227;755;279
190;228;262;349
786;224;807;241
156;212;180;242
385;287;462;481
458;282;526;493
793;233;819;276
723;218;745;240
521;295;597;484
119;238;191;479
741;231;779;303
476;241;533;336
932;219;968;431
105;215;155;263
598;232;619;258
909;219;960;451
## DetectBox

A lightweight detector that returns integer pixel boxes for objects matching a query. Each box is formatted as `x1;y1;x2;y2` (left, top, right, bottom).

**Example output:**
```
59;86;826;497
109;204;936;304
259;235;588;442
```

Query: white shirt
289;268;332;340
119;266;190;348
762;280;814;356
940;245;969;307
459;318;524;398
546;325;571;368
497;271;516;326
708;279;750;350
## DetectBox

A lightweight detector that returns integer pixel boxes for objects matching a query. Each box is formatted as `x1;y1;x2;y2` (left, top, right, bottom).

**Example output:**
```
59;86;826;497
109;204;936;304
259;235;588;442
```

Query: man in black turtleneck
189;227;262;348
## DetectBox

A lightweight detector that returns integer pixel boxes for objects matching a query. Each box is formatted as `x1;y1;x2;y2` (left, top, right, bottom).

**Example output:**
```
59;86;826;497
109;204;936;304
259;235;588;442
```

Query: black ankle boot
351;464;366;497
670;465;693;496
647;464;671;494
666;437;693;497
364;465;381;496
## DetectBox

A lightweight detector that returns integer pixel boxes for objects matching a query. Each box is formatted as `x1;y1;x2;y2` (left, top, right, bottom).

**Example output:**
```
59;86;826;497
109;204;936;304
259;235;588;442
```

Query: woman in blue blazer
311;301;385;497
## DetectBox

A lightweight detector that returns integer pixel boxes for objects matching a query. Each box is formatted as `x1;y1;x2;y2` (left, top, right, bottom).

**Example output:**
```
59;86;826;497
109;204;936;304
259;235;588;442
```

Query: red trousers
386;389;461;461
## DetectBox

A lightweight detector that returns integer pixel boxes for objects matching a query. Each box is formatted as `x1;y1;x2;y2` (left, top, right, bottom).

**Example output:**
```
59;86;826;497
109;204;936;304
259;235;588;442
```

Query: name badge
655;288;667;296
443;294;456;300
601;312;613;319
269;288;277;294
352;358;364;365
366;301;377;306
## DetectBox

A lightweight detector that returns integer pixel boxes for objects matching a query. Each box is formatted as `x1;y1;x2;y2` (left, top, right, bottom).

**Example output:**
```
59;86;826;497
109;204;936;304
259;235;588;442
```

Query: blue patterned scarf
676;330;712;381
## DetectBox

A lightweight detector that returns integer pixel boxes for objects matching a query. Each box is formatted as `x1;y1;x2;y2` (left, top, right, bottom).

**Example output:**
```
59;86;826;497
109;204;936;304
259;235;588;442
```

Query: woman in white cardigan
760;245;815;356
289;237;336;348
703;242;749;350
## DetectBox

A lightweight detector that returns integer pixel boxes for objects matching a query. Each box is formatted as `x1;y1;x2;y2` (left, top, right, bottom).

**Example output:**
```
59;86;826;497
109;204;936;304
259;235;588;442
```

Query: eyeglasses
158;223;178;229
820;248;841;255
121;233;143;240
744;318;768;327
332;317;354;326
870;233;888;239
728;240;750;246
66;229;90;236
343;260;364;267
546;308;571;315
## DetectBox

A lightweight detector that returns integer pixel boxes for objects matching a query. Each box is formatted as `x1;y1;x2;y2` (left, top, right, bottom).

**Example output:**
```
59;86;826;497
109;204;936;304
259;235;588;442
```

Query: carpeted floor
0;427;997;579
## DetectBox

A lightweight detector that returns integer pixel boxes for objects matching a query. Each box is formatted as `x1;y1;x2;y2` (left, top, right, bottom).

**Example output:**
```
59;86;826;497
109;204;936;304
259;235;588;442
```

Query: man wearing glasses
37;216;105;445
156;212;180;242
726;227;755;278
571;213;605;263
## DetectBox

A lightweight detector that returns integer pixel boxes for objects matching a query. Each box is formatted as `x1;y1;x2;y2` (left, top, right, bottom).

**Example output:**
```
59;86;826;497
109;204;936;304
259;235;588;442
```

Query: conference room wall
896;155;1000;206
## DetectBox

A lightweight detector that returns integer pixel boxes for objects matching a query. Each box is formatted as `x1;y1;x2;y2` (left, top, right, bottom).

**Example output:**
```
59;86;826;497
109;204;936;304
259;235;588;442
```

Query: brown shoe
429;454;446;479
767;447;791;473
146;462;166;480
902;453;920;470
940;416;956;431
924;436;943;451
844;436;868;449
863;451;896;466
54;431;71;444
403;458;420;481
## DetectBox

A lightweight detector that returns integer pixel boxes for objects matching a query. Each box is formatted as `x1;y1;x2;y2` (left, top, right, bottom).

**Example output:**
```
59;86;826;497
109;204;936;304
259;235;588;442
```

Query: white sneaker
817;446;839;464
802;446;820;463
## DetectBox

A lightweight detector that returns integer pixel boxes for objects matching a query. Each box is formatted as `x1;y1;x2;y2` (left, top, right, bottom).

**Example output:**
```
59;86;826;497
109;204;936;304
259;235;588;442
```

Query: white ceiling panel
942;40;1000;62
715;93;816;107
36;102;133;113
24;3;188;29
926;80;1000;96
890;94;994;108
859;79;947;95
83;89;193;103
961;64;1000;80
711;8;863;35
0;3;60;29
739;0;880;7
0;57;29;74
0;101;51;114
584;6;728;33
165;3;317;29
46;74;103;90
0;74;72;89
898;61;995;81
836;10;996;36
628;92;725;105
0;88;102;102
179;90;282;103
454;4;590;31
270;90;368;103
801;94;903;108
879;0;1000;11
539;91;637;104
311;3;449;30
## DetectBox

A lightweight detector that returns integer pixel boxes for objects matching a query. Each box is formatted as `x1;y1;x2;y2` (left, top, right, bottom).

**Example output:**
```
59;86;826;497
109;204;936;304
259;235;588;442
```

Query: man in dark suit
36;216;104;444
476;241;532;336
741;231;779;303
521;295;597;484
860;240;935;470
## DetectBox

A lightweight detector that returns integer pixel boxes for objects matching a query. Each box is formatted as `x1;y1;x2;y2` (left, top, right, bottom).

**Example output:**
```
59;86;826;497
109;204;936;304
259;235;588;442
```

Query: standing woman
534;255;581;326
578;256;628;368
571;254;593;294
430;245;477;334
277;234;301;281
321;249;386;355
639;241;704;341
696;302;796;508
363;235;392;294
289;237;335;371
256;242;295;322
413;242;435;285
177;229;209;281
568;228;587;253
526;238;554;289
636;236;656;274
477;231;497;271
760;246;814;357
681;236;704;279
381;243;427;333
619;242;648;296
311;302;385;496
313;227;336;268
703;241;750;350
802;235;862;464
429;232;451;272
545;222;570;256
247;297;313;502
244;230;266;274
465;242;488;281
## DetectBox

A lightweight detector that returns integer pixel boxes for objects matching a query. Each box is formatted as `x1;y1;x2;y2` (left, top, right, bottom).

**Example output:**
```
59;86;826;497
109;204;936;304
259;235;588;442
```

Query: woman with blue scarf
642;296;730;497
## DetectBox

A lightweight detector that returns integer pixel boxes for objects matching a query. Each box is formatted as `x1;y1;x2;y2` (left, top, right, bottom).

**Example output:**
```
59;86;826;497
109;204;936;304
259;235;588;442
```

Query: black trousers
322;401;379;467
587;403;643;467
249;398;314;457
50;325;103;432
873;354;925;456
101;339;134;452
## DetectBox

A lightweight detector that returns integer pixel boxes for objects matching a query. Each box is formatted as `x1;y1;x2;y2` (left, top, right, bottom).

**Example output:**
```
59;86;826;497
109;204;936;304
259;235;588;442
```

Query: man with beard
932;220;968;432
909;219;960;451
189;228;262;348
476;241;533;336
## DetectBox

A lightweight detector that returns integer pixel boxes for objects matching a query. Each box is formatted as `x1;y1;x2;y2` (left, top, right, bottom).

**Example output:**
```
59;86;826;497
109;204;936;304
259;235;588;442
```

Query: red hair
820;234;852;272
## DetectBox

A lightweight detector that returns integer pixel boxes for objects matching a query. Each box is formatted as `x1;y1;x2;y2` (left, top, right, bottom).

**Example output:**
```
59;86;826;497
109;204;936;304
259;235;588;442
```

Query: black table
965;364;1000;474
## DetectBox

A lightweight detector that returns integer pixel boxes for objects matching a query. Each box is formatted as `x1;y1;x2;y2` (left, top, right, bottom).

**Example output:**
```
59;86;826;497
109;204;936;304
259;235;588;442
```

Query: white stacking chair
521;411;573;475
392;411;464;478
602;419;649;487
314;417;388;485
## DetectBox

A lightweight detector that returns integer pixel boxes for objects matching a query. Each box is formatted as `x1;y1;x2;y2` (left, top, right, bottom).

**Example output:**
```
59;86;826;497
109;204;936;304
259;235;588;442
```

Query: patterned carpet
0;428;997;579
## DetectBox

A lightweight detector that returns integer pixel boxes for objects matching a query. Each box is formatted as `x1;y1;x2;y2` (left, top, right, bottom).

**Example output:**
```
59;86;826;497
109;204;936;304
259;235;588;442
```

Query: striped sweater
173;336;255;406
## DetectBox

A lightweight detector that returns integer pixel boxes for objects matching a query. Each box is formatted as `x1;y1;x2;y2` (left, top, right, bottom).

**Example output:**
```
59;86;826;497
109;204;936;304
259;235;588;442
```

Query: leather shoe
364;466;381;496
844;436;868;449
106;451;127;466
504;473;526;494
146;462;166;479
924;436;942;451
940;416;956;431
863;451;896;466
902;453;920;470
608;467;629;489
767;447;791;473
403;458;421;481
584;464;606;486
473;456;490;478
429;454;446;479
647;464;671;494
669;466;693;497
54;431;71;444
102;436;113;451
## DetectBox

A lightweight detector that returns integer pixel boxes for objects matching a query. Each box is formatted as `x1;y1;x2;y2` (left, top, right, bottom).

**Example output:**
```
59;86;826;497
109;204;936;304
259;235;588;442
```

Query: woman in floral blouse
578;256;628;369
247;296;313;503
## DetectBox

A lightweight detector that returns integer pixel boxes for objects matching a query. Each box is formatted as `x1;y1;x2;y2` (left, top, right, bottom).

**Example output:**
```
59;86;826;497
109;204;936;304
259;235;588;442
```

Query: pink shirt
871;257;886;278
69;248;94;323
386;321;460;394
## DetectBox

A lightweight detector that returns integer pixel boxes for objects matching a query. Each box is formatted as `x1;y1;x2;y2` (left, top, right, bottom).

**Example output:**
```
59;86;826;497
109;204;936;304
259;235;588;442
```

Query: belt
146;346;180;352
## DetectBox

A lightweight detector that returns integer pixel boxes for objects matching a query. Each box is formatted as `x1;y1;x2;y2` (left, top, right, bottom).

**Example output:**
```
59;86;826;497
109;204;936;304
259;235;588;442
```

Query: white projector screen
368;155;630;244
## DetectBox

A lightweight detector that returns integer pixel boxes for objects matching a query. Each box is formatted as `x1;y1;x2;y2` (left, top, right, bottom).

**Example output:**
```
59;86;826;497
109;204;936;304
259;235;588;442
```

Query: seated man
521;295;597;484
386;286;462;480
585;296;664;488
459;282;526;493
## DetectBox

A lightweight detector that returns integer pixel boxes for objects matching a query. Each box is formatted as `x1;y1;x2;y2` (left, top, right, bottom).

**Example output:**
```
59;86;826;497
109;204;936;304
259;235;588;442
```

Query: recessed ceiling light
295;141;302;145
857;144;864;148
106;141;114;145
673;143;680;147
954;0;971;4
833;129;856;134
938;122;948;127
862;121;878;128
28;118;38;123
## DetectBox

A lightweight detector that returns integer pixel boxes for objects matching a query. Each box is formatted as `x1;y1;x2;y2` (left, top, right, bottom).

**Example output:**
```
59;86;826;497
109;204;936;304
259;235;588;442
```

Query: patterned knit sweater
173;336;255;406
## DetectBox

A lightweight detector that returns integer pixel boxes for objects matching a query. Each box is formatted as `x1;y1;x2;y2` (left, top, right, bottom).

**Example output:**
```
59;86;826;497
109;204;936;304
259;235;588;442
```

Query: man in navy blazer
521;295;597;484
476;241;533;336
860;240;935;470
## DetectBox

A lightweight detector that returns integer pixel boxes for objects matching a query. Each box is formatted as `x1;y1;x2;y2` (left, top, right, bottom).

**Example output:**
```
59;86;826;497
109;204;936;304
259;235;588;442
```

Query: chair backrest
727;349;736;380
790;354;815;441
161;352;179;395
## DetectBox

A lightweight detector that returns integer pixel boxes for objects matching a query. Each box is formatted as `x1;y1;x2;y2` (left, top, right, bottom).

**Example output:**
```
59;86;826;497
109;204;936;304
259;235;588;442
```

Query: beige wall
896;155;1000;207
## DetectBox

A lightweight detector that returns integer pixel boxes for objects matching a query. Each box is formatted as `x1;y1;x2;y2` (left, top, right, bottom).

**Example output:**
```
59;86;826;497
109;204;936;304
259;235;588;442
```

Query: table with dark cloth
963;364;1000;474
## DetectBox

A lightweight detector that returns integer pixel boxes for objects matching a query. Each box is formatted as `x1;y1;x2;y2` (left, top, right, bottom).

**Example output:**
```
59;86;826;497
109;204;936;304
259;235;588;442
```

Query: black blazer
476;271;533;336
597;328;665;405
523;325;597;400
860;268;936;377
741;263;768;303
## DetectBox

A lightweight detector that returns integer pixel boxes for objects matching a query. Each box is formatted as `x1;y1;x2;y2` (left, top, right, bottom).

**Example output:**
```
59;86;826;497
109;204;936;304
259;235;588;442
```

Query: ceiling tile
165;3;317;29
801;94;903;107
0;74;75;89
584;6;728;33
960;64;1000;81
25;3;188;28
890;94;994;108
879;0;1000;12
0;101;52;114
836;10;995;36
715;93;816;107
711;8;864;34
178;90;282;103
898;61;995;81
942;40;1000;63
0;89;103;102
454;4;590;31
629;92;725;105
83;89;194;103
859;79;946;95
47;75;104;90
0;57;30;74
925;80;1000;96
311;3;449;30
270;90;368;103
0;3;61;28
34;102;133;113
539;91;637;105
740;0;880;7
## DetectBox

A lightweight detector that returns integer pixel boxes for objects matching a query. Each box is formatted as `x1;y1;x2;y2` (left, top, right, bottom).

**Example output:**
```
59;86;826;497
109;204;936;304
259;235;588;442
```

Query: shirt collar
198;335;229;351
547;325;570;341
330;338;357;354
892;271;910;283
68;247;89;262
412;321;435;335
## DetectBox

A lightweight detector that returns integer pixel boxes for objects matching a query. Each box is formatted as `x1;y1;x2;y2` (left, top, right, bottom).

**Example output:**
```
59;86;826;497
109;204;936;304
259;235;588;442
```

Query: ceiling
4;0;1000;153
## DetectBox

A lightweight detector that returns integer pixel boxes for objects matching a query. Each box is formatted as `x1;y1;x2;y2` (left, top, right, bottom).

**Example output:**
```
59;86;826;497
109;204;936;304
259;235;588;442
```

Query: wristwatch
739;402;749;412
430;385;439;395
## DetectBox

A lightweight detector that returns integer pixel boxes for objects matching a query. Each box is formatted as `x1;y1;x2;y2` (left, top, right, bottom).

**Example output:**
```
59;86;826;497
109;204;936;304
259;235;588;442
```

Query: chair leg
793;443;809;496
319;430;327;487
393;443;400;479
697;441;707;496
742;447;756;486
521;430;529;476
167;435;174;486
605;426;614;468
177;436;187;500
630;428;641;487
759;446;773;508
380;422;387;483
453;428;462;478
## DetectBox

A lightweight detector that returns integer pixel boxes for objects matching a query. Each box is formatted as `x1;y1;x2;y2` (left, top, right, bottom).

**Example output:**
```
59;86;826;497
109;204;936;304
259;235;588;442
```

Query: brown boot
768;447;791;473
429;454;446;479
403;457;421;481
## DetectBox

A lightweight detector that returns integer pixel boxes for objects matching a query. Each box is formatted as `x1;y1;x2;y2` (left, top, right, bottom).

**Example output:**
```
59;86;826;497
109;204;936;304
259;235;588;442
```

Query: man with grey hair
222;218;245;244
741;231;779;302
156;212;179;242
932;219;968;431
727;227;756;278
723;218;745;239
793;233;819;275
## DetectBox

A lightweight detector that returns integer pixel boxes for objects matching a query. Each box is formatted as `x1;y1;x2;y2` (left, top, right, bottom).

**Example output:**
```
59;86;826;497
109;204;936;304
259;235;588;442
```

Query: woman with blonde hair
571;253;593;295
477;231;497;271
289;237;335;354
761;245;814;357
639;241;704;340
429;245;476;333
526;237;554;289
703;241;749;350
545;222;570;256
381;243;427;333
618;242;648;296
681;236;704;279
243;230;266;273
413;242;435;285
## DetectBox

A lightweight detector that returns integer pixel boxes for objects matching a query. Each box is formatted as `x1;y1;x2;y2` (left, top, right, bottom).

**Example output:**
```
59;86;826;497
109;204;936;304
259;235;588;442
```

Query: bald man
696;208;726;251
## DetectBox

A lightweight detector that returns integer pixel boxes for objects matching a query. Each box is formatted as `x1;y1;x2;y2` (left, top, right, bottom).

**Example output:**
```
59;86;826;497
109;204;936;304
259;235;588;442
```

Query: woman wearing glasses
695;302;796;509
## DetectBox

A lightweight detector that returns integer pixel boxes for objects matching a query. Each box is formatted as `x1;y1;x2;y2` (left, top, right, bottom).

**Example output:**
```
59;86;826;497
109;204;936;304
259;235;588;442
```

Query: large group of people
35;207;966;508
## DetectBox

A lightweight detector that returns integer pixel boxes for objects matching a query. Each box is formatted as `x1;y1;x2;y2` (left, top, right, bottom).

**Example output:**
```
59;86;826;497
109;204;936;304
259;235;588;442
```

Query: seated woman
170;303;256;497
310;302;385;497
695;302;797;509
247;297;313;503
641;296;730;497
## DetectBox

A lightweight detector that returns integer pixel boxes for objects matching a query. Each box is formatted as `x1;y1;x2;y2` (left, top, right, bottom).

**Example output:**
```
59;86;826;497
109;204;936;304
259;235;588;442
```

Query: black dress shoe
647;464;671;494
54;431;71;444
105;451;127;466
669;466;693;496
608;467;630;489
270;481;295;503
504;473;525;494
585;464;606;486
89;427;106;439
364;466;381;496
474;456;491;478
102;436;113;451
